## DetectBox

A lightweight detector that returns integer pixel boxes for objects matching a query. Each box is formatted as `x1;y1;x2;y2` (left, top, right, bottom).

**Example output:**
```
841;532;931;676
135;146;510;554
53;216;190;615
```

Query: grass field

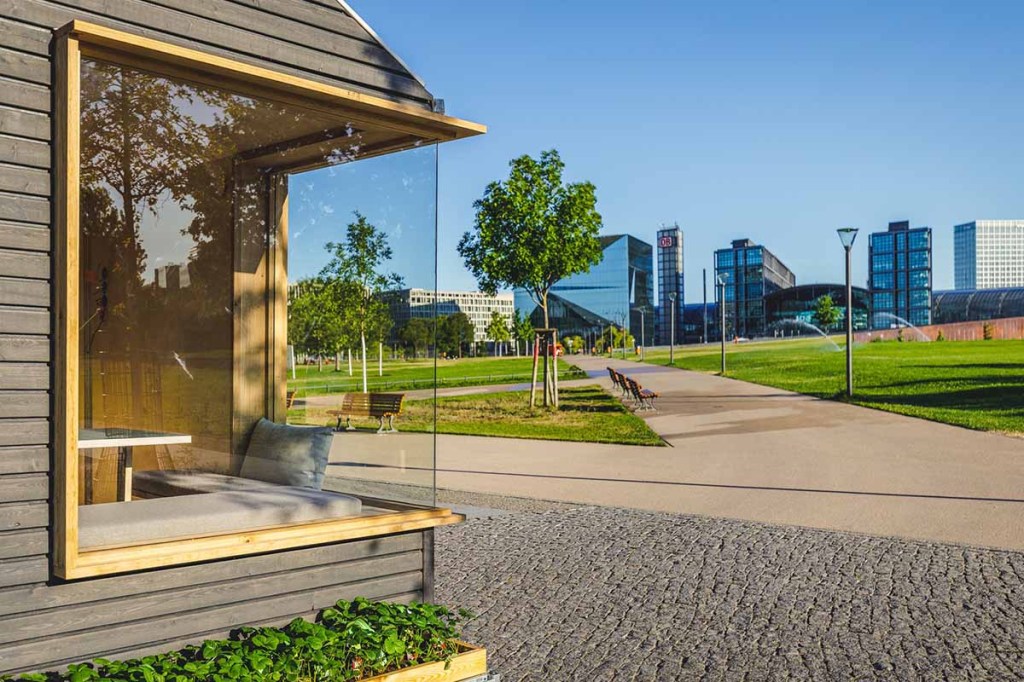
289;385;665;446
288;356;586;395
640;338;1024;435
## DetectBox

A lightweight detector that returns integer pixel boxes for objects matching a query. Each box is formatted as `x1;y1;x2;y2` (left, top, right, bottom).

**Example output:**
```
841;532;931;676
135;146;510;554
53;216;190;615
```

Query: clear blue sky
346;0;1024;297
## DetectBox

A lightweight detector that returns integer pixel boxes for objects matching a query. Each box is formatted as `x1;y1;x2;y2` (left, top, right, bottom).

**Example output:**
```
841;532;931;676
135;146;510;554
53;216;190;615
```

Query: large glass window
57;24;481;579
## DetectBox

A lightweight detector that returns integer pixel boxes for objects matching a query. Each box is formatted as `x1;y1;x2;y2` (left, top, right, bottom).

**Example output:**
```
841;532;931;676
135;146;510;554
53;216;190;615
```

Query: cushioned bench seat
79;487;362;550
132;469;282;498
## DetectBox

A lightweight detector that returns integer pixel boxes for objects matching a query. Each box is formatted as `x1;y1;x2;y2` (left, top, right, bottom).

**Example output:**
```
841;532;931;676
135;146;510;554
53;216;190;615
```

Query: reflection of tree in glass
320;212;404;393
80;59;207;287
288;278;351;371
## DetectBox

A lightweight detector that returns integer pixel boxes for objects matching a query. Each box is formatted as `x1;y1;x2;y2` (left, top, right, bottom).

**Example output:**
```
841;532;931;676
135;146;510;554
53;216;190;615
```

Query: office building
656;226;684;345
389;289;513;343
868;220;932;328
514;234;654;345
954;220;1024;290
714;238;796;338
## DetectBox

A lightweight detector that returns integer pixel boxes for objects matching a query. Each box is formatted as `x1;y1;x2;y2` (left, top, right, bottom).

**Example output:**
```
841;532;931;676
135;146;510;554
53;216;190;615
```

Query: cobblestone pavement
436;504;1024;681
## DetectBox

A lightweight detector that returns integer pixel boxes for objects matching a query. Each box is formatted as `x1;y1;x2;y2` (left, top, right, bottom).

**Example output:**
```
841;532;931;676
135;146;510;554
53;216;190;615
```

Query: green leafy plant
936;330;945;342
2;599;474;682
982;322;994;340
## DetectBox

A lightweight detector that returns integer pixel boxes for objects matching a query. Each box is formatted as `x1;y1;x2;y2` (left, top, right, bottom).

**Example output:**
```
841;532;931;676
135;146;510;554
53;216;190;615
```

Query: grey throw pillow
239;418;333;489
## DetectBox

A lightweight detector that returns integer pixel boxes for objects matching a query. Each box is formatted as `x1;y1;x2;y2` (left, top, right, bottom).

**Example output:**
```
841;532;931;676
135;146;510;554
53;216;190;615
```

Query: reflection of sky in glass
288;146;437;290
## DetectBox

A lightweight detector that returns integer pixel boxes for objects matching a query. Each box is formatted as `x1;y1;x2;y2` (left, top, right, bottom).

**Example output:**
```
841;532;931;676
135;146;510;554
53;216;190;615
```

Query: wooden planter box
363;643;486;682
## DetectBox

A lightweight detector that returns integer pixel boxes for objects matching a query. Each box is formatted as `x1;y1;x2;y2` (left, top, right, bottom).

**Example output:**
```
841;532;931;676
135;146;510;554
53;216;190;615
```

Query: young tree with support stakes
458;150;603;407
486;310;512;356
320;212;403;393
511;309;534;356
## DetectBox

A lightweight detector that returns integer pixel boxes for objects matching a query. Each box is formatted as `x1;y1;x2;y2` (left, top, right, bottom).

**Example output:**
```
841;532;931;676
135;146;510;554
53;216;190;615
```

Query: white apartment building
954;220;1024;290
390;288;514;342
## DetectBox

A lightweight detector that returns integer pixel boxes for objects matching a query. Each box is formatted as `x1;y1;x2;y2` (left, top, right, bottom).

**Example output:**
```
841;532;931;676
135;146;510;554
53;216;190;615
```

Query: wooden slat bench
327;392;405;433
286;390;297;410
626;378;659;411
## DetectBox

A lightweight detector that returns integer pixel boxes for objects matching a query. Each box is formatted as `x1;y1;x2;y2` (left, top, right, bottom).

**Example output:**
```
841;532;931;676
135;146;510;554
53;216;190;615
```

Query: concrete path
329;355;1024;550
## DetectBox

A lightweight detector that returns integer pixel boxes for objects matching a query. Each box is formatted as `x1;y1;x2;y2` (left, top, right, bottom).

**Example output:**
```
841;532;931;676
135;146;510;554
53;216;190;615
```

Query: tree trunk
348;349;353;376
361;333;368;393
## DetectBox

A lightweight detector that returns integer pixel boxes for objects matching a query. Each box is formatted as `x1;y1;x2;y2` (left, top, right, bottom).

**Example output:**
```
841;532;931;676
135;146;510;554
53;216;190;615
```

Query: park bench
607;367;630;397
626;377;659;411
328;392;405;433
286;390;297;410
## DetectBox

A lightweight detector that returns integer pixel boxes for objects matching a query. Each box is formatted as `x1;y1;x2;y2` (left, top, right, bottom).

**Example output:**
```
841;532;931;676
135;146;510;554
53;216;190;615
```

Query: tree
486;310;512;356
511;309;534;356
287;278;349;371
812;294;842;332
458;150;603;405
398;318;432;359
437;313;474;358
320;212;403;392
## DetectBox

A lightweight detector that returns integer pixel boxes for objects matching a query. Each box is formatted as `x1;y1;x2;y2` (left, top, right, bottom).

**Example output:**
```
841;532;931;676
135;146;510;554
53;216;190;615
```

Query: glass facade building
714;239;796;338
656;226;684;345
763;284;870;332
514;234;654;344
954;220;1024;290
868;221;932;329
932;287;1024;323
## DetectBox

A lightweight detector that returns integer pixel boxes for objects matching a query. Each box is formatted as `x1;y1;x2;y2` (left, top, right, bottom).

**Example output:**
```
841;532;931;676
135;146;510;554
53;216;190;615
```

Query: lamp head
668;292;677;302
837;227;859;249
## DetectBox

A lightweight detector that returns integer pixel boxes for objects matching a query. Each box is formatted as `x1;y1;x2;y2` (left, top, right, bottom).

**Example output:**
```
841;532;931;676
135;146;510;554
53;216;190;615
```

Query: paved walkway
330;356;1024;550
436;500;1024;681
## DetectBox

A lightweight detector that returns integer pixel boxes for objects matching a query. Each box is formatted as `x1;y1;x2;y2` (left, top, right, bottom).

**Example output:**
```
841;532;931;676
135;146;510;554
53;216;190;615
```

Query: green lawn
640;338;1024;435
290;385;665;446
288;356;585;395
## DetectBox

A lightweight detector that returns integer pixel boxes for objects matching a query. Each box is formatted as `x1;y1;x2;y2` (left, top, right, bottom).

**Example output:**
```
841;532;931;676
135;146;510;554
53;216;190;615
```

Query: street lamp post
837;227;859;397
638;307;648;360
668;293;677;365
716;273;728;374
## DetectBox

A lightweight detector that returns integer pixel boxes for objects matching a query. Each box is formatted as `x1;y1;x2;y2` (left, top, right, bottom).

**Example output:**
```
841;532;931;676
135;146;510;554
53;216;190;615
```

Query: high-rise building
514;234;654;345
868;220;932;328
714;238;795;338
954;220;1024;290
656;226;684;345
388;289;514;343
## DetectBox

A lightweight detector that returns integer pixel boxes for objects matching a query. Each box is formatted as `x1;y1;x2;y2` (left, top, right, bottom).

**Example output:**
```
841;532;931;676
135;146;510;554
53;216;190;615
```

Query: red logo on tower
658;236;674;248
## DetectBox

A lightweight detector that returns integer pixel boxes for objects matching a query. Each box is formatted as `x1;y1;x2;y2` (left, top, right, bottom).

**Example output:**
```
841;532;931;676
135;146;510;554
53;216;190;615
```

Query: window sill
59;503;461;579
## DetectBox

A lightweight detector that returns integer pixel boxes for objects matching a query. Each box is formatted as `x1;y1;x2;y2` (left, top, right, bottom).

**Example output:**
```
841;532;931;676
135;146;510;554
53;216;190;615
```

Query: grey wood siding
0;0;439;675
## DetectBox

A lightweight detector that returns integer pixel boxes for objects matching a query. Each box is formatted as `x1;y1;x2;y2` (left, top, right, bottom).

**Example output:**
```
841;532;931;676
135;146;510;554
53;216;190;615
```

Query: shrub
896;327;905;343
2;598;473;682
936;330;945;342
983;323;994;340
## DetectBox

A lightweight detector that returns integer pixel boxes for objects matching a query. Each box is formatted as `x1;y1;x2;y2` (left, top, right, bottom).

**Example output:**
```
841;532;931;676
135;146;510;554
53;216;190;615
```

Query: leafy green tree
437;313;475;358
458;150;602;405
398;317;432;358
458;150;603;329
511;309;534;355
812;294;842;331
485;310;512;356
320;212;403;392
287;278;349;371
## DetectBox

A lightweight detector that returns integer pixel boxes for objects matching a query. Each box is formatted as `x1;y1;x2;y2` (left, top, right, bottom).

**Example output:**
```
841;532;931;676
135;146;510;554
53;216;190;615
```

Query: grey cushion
239;418;333;489
79;487;362;550
133;470;280;498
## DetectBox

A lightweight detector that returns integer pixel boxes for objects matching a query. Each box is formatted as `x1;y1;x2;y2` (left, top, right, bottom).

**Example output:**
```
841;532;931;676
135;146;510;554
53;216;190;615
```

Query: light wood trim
68;508;462;579
362;643;487;682
270;174;289;421
53;32;81;578
62;20;485;141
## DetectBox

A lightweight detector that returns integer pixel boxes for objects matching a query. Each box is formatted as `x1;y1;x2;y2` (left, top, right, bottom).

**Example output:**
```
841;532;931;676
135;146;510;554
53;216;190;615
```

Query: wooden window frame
53;21;482;580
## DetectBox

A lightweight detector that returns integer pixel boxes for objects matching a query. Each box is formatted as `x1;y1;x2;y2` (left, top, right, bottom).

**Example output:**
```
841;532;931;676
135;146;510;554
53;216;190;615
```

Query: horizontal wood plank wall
0;0;437;675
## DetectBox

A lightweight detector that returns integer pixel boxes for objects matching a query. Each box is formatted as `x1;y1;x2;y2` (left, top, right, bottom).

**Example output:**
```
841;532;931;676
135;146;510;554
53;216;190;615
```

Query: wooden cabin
0;1;483;674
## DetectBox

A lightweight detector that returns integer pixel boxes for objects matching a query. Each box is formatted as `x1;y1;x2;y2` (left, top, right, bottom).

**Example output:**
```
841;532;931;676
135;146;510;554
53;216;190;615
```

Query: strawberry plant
2;598;474;682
